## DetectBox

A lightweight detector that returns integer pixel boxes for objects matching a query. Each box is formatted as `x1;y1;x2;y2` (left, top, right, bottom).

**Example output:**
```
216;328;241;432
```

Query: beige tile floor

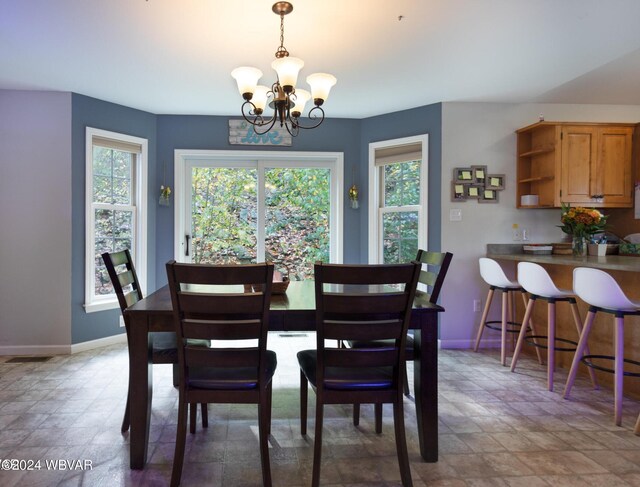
1;333;640;486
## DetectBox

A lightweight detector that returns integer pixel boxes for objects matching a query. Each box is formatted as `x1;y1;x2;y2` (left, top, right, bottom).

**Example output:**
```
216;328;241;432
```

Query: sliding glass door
176;151;343;280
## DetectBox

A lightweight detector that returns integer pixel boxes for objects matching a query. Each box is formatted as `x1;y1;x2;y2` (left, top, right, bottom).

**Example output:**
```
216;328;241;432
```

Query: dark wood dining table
124;280;443;469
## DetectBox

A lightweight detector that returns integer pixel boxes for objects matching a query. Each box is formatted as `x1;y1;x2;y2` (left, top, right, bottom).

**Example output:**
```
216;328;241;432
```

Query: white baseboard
0;344;73;356
70;333;127;353
0;333;127;357
439;338;503;349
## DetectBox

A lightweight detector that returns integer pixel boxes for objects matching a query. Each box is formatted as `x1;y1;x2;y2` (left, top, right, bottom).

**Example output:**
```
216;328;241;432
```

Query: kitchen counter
486;243;640;272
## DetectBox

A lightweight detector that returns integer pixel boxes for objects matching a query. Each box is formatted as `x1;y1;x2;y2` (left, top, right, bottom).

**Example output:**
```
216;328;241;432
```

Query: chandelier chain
276;10;289;58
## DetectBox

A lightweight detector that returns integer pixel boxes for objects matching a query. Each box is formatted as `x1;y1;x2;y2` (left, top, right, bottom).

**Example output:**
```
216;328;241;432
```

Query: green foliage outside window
191;166;330;280
92;147;134;295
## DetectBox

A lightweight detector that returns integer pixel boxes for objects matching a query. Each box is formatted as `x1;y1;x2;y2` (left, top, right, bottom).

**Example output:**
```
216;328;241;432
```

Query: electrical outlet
449;208;462;221
473;299;481;312
119;316;125;328
512;223;522;241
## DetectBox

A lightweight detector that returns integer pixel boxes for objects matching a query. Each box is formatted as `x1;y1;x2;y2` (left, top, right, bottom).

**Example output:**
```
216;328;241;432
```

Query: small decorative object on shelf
558;203;608;256
159;185;172;206
348;184;359;209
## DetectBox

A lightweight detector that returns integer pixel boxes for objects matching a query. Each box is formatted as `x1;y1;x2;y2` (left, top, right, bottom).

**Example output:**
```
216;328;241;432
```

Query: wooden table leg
413;311;439;462
128;315;153;469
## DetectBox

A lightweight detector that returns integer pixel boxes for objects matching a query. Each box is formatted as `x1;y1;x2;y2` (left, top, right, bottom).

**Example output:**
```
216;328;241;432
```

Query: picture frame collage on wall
451;165;504;203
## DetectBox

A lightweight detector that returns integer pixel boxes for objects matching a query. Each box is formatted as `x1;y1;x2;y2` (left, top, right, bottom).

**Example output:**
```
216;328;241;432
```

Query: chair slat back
323;293;410;316
102;249;143;314
185;347;260;368
416;249;453;304
324;319;403;342
314;262;421;383
177;292;266;316
324;348;398;367
166;261;273;374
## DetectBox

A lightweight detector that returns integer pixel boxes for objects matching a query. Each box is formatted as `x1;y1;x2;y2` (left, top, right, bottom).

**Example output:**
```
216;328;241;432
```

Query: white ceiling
2;0;640;118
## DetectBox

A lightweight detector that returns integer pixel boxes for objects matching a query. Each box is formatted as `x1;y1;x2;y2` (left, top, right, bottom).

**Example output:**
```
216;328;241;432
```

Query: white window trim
368;134;429;264
174;149;344;265
84;127;148;313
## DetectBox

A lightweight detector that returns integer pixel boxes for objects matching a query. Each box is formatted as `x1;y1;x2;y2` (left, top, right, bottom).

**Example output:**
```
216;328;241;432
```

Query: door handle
185;235;190;256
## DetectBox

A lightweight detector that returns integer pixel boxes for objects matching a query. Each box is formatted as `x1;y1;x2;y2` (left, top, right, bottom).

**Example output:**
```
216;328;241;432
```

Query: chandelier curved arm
239;100;278;135
283;120;300;137
291;105;326;130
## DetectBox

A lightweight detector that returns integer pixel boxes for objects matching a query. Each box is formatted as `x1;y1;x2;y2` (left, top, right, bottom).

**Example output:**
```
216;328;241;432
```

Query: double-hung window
368;135;428;264
85;128;147;312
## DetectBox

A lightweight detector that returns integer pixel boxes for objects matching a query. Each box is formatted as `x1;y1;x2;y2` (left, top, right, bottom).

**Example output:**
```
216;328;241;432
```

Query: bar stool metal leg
614;315;624;426
547;300;556;391
501;290;508;366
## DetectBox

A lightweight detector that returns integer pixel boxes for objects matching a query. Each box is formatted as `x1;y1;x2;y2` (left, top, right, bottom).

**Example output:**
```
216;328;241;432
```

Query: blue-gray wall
154;116;362;286
70;96;442;344
71;94;157;343
360;104;443;260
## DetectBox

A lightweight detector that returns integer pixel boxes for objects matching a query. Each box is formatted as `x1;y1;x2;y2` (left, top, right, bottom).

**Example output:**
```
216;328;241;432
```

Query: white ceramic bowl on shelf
520;194;539;206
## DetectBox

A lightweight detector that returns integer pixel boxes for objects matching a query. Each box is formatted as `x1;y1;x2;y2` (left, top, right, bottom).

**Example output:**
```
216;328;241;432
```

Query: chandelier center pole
273;1;293;58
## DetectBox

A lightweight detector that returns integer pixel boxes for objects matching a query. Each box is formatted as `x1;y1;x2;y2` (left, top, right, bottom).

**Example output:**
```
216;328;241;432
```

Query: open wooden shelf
518;176;554;183
518;147;555;157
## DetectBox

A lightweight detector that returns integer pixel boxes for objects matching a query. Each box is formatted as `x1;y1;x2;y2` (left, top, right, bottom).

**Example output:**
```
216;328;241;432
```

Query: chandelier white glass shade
230;2;337;137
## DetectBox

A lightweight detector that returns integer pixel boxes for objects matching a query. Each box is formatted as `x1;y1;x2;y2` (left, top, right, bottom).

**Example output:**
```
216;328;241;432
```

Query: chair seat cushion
188;350;277;390
297;349;393;390
346;335;415;361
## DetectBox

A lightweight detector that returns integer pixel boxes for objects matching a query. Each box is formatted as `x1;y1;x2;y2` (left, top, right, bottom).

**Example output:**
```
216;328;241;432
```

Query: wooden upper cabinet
598;127;634;205
560;126;598;204
517;122;636;208
560;125;633;206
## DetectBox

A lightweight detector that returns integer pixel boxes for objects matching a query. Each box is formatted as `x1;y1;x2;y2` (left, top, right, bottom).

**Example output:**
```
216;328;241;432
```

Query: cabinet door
560;126;597;204
596;127;633;206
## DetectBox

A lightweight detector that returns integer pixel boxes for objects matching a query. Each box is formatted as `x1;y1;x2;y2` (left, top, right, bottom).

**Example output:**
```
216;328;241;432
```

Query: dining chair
346;250;453;430
101;250;209;434
298;261;421;487
166;260;276;487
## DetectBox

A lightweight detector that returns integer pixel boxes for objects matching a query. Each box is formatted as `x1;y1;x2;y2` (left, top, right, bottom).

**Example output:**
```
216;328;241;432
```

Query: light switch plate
449;209;462;221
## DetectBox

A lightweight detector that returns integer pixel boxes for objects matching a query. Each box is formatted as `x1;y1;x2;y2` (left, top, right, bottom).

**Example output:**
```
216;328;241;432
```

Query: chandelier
231;2;336;137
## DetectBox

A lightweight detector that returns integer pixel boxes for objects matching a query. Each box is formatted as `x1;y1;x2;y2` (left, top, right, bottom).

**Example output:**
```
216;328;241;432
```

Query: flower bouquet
558;203;607;256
